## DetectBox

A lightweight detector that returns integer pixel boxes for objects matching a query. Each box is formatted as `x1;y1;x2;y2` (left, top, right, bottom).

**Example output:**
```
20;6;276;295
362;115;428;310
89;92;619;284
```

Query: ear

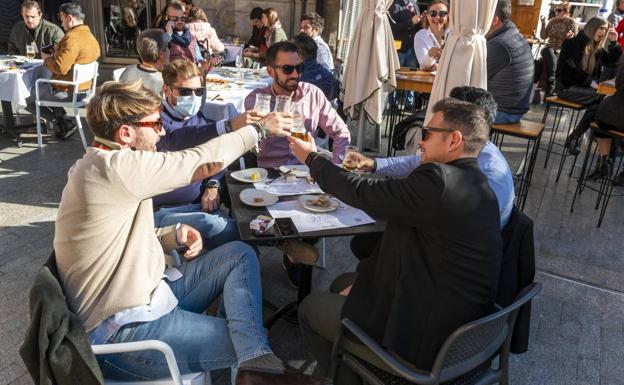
267;65;275;78
115;124;134;146
448;130;464;152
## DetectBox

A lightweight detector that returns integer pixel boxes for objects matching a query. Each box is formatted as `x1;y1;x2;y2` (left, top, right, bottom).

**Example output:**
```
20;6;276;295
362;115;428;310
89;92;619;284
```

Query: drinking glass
26;44;36;60
290;101;307;140
232;36;241;45
252;61;261;71
343;145;358;171
254;93;272;115
274;95;291;112
235;54;243;70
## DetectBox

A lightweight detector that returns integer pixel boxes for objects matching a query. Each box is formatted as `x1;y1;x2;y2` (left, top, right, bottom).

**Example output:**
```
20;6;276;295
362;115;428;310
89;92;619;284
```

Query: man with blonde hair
54;80;328;385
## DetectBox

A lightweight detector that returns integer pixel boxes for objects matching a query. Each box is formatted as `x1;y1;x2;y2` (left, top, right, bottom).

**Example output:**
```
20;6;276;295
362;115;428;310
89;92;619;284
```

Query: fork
266;169;294;185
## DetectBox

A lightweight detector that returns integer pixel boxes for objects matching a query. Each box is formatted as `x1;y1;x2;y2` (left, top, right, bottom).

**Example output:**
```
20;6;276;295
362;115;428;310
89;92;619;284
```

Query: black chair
329;283;542;385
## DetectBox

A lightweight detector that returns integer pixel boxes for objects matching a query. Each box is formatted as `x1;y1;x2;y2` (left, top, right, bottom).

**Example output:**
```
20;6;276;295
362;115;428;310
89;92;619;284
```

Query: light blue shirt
374;141;515;228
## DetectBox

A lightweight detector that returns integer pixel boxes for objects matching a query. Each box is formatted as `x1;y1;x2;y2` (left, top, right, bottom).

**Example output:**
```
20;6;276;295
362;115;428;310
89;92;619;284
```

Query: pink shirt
244;82;351;167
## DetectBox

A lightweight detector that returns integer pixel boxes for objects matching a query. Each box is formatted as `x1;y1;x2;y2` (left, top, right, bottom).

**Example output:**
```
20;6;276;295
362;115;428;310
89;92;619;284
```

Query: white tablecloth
0;60;49;108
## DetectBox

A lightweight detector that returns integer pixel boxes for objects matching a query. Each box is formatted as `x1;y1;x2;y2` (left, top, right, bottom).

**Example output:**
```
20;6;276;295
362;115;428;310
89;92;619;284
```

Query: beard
276;75;299;92
133;135;158;152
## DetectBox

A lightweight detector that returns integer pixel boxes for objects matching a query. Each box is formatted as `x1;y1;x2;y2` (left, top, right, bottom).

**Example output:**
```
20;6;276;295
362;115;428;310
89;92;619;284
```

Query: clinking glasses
272;63;304;75
168;85;206;97
427;10;448;18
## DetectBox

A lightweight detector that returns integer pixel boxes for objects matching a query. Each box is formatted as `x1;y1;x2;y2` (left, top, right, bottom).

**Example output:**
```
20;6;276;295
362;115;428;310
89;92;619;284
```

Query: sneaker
282;255;301;289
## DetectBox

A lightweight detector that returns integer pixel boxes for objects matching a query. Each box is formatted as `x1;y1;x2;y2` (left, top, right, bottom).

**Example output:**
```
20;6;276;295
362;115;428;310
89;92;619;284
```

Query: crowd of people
8;0;624;385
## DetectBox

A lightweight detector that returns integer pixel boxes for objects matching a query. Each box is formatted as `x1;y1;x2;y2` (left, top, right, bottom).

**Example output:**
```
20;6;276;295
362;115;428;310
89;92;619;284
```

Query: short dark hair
292;33;317;60
266;41;299;66
21;0;42;13
449;86;498;125
432;98;489;154
495;0;512;21
59;3;85;22
250;7;263;20
166;1;184;13
301;12;324;32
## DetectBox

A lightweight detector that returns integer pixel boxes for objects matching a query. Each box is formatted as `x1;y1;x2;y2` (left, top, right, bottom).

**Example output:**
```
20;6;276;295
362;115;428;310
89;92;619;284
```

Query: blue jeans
396;49;418;107
154;203;239;251
494;111;524;124
96;242;271;381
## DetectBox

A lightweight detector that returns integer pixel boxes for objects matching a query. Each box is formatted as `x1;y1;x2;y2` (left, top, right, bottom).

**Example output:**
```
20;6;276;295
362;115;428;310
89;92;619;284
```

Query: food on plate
285;174;297;183
249;171;261;181
307;195;332;208
206;77;228;84
253;197;264;203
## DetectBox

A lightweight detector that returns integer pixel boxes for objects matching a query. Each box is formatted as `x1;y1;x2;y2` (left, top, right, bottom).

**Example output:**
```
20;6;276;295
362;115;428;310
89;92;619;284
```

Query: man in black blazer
289;98;503;384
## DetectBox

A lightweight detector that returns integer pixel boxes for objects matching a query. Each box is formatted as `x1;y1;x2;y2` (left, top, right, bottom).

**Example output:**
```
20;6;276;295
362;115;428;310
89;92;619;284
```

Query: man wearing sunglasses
289;98;502;378
244;41;350;167
160;1;202;65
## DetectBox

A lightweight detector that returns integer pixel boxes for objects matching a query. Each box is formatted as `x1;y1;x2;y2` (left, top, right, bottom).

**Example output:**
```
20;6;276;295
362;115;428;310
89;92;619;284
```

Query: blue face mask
173;95;202;117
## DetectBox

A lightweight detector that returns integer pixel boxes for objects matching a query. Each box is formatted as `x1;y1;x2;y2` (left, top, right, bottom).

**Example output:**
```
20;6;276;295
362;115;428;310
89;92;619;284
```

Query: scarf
264;21;283;47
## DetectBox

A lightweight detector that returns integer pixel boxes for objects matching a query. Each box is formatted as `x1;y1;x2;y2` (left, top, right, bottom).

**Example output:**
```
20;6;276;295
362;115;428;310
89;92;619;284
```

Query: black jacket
20;253;104;385
309;156;502;370
388;0;421;53
556;32;622;90
597;64;624;129
487;20;534;114
497;207;536;354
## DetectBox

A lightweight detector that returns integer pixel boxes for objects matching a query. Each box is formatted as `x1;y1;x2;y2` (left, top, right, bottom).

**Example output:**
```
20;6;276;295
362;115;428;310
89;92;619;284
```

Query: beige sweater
54;127;257;332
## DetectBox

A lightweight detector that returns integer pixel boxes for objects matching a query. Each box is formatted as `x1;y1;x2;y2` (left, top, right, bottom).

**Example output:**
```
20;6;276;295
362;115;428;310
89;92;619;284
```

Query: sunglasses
167;16;186;22
132;120;163;133
554;8;564;13
272;63;304;75
428;10;448;18
168;85;206;97
421;126;456;140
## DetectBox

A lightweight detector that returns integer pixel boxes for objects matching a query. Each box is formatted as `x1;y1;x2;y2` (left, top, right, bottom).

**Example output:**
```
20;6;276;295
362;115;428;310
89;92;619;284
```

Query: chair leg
544;106;562;169
36;104;42;148
74;109;87;150
570;133;593;213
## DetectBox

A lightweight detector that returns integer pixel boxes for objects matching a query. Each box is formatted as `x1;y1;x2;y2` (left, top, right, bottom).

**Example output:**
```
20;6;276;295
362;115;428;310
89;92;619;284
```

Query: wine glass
235;54;243;70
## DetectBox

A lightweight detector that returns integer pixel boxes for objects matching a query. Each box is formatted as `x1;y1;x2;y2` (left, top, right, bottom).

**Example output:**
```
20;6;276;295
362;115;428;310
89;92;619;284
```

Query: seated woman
187;7;224;65
244;8;287;63
539;1;577;97
413;0;449;71
557;17;621;154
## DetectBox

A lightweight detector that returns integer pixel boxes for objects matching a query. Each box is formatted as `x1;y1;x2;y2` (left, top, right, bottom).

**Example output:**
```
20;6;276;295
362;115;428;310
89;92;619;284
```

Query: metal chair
329;283;542;385
34;61;99;149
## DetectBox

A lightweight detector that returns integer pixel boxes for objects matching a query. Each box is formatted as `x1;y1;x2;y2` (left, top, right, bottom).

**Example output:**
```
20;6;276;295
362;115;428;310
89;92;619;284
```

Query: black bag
391;111;425;152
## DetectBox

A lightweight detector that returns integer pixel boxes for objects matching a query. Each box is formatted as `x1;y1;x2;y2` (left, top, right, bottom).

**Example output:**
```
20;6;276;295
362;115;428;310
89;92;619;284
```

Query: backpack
391;111;426;152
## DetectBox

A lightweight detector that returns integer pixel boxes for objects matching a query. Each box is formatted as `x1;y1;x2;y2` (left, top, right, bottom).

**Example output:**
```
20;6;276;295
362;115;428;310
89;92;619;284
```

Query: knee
227;241;259;268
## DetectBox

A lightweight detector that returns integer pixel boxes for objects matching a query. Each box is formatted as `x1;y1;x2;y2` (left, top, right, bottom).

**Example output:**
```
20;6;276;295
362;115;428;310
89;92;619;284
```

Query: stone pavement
1;103;623;385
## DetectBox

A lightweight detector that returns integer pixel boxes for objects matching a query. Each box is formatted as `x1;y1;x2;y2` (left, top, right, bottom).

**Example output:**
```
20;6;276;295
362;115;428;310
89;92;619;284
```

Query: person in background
615;16;624;49
608;0;624;27
8;0;64;57
180;0;194;18
187;7;224;65
486;0;534;124
539;1;578;97
159;1;196;62
292;33;336;100
559;17;621;156
243;7;266;55
389;0;422;108
24;2;100;140
299;12;334;72
120;29;170;96
263;9;287;48
413;0;449;71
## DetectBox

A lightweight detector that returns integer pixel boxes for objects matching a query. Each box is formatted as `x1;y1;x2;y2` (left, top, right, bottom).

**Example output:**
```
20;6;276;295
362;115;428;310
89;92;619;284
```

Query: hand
176;224;203;259
352;152;375;172
607;27;618;42
590;81;599;90
198;60;212;72
231;110;263;130
201;186;220;212
428;46;442;60
566;30;575;38
259;112;292;137
540;15;546;24
339;285;352;297
40;51;51;60
165;21;174;35
287;134;317;164
411;14;421;25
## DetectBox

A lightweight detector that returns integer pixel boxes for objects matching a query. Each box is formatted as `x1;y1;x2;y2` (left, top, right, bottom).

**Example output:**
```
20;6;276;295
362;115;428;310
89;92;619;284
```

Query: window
99;0;158;60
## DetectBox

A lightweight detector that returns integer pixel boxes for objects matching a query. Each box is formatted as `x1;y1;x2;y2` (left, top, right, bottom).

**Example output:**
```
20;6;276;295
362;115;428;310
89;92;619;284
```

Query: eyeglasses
168;85;206;96
428;10;448;18
132;120;163;133
554;8;564;13
421;126;456;140
272;63;304;75
167;16;186;22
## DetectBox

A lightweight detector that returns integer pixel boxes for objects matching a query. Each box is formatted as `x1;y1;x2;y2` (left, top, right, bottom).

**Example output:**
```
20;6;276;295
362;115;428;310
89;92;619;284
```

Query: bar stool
491;120;545;211
570;122;624;227
540;96;586;175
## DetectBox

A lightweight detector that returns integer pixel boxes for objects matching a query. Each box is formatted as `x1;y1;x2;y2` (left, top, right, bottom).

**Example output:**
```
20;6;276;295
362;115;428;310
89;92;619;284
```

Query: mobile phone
41;44;54;54
275;217;298;237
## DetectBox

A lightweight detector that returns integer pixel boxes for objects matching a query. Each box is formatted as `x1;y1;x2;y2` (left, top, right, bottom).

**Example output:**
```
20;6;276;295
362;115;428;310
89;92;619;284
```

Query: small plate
206;83;231;91
240;188;278;207
231;168;268;183
299;194;340;213
278;165;309;177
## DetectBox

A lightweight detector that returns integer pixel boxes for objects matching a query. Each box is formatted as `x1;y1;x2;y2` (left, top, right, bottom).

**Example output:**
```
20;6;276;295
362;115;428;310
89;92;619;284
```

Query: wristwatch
251;121;268;141
206;180;220;189
224;119;232;133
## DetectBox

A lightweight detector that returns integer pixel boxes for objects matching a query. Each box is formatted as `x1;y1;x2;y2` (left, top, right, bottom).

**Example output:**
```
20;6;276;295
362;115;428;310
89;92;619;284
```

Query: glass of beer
290;101;307;140
26;44;36;60
343;145;358;171
274;95;291;112
254;93;271;115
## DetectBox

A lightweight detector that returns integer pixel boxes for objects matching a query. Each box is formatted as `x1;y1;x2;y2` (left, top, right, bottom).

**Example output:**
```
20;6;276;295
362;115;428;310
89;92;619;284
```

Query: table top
225;170;386;242
395;68;435;93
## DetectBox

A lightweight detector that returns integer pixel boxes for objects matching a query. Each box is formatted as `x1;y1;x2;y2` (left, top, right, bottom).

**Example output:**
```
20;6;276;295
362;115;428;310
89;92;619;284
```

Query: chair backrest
72;61;99;96
431;283;541;382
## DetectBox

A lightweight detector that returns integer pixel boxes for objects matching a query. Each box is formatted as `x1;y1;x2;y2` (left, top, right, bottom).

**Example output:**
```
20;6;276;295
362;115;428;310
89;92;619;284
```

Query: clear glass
252;61;261;71
274;95;291;112
235;54;243;69
343;145;358;171
254;93;272;115
290;101;307;140
25;44;36;60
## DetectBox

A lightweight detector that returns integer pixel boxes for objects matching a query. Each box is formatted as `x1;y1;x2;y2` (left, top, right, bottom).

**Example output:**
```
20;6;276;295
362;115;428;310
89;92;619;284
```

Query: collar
269;82;304;101
92;136;123;150
137;64;160;73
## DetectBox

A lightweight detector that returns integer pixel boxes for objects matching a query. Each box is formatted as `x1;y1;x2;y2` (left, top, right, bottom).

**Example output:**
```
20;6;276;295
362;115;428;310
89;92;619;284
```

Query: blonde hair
187;7;208;22
422;0;449;30
162;59;202;85
263;8;280;27
86;81;162;140
582;17;609;75
560;1;572;13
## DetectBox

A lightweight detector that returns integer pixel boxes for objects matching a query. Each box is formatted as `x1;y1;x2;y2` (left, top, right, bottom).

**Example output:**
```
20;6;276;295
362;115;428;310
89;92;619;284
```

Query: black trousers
555;85;603;139
540;47;558;97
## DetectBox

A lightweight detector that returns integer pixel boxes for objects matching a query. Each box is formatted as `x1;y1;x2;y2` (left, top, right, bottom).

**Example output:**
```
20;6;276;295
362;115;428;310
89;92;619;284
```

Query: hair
180;0;193;6
301;12;324;32
582;17;609;74
263;8;280;27
449;86;498;125
250;7;264;20
136;29;169;63
292;33;317;60
162;59;201;85
422;0;449;29
559;1;572;13
166;1;185;14
495;0;512;22
187;7;208;22
431;98;489;154
59;3;85;22
21;0;42;13
266;41;299;65
86;81;162;140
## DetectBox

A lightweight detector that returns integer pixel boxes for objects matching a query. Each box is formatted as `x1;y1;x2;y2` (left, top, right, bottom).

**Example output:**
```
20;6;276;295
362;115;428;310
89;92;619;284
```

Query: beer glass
343;145;358;171
26;44;36;60
254;93;271;115
290;101;307;140
274;95;291;112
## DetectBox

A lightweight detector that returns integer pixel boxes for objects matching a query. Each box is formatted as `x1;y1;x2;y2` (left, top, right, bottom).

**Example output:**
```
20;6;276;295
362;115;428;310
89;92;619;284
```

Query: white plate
299;194;340;213
230;168;268;183
278;165;310;177
240;188;278;207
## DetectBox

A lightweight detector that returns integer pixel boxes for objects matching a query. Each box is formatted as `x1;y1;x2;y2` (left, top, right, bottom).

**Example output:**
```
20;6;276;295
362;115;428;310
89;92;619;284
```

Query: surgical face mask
173;95;202;117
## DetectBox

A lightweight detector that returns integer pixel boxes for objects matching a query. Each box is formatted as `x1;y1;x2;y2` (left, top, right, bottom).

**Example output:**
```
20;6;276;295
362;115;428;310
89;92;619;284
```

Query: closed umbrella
342;0;400;150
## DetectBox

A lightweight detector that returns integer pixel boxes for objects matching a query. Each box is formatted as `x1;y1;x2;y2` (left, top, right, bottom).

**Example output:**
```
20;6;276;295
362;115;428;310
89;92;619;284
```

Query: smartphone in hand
40;44;54;55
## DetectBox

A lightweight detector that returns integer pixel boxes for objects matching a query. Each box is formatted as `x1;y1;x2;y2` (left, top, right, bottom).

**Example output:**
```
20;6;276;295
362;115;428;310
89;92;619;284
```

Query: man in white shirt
300;12;334;72
119;29;170;95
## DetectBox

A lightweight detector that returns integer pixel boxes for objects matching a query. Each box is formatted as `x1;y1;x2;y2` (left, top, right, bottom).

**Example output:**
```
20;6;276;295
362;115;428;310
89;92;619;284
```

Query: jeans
540;46;557;97
396;49;418;107
96;241;272;381
494;111;524;124
154;203;239;251
24;84;86;123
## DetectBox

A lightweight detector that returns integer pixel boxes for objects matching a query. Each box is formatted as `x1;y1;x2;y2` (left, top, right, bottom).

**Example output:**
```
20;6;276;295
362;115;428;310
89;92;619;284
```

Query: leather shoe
235;367;332;385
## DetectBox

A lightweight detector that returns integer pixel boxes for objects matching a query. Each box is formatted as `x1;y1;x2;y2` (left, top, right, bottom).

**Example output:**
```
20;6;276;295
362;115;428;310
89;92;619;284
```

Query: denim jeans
154;203;240;251
96;241;271;381
396;49;418;107
494;111;524;124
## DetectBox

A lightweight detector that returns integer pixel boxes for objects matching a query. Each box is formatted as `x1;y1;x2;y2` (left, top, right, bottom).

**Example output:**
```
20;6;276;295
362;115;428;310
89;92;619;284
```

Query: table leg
263;259;314;329
0;101;23;146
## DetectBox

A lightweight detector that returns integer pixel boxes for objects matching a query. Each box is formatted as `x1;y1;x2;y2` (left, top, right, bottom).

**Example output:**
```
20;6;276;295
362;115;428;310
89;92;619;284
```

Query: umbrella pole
356;116;365;151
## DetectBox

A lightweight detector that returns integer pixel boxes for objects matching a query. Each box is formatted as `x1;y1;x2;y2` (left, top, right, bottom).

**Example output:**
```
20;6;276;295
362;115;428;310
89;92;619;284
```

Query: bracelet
251;122;268;141
224;119;232;133
175;223;181;245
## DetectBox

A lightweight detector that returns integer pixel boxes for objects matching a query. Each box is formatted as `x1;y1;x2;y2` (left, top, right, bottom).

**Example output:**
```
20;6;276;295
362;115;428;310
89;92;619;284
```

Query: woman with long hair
413;0;449;70
187;7;224;63
262;8;287;48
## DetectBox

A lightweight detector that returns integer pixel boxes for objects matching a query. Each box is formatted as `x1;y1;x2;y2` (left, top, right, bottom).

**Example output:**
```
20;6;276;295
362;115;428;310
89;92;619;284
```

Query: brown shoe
235;367;332;385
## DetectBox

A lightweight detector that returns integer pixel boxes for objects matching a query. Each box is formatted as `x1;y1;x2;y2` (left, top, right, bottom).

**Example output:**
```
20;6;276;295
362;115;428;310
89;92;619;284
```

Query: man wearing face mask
155;59;291;250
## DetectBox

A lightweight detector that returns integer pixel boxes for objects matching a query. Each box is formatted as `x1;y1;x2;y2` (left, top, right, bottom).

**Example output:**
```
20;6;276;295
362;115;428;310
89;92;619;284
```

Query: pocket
109;323;139;344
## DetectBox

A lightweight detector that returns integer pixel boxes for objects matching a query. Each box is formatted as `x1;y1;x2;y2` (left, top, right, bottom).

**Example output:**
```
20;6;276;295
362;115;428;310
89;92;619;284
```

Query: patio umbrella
342;0;400;150
423;0;498;123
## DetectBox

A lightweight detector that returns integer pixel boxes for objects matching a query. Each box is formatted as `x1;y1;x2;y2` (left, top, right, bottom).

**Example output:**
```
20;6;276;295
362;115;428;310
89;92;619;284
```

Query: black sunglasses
554;8;564;13
167;16;186;22
421;126;456;140
272;63;304;75
428;10;448;18
168;85;205;97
